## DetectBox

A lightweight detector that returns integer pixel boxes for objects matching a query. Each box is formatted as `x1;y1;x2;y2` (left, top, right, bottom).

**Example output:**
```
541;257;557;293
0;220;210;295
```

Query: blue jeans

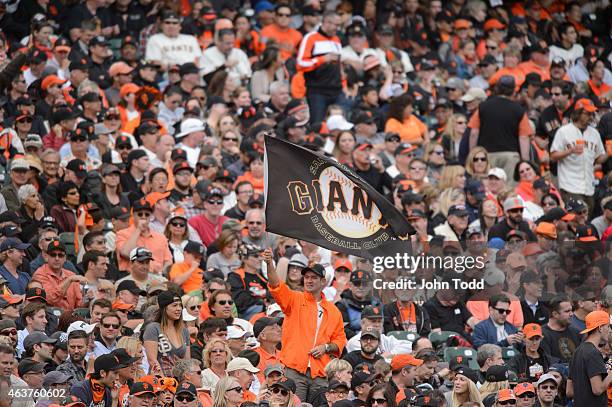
307;92;341;124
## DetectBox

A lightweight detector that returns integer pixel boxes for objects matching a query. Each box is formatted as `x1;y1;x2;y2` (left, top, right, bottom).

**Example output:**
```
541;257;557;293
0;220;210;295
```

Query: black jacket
507;345;558;381
520;300;550;326
336;290;383;339
382;300;431;337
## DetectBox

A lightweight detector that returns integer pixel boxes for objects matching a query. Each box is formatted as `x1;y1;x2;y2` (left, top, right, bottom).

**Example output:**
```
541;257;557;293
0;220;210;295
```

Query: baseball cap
395;143;417;156
18;358;46;377
536;373;559;387
43;371;72;387
264;364;284;377
130;382;156;396
361;305;383;319
67;321;97;335
270;378;296;394
486;365;509;382
326;115;353;131
112;348;140;366
226;357;260;373
580;310;610;334
46;239;66;254
0;237;29;252
523;323;543;338
461;87;487;102
484;18;506;31
301;264;326;278
173;161;194;175
488;167;507;181
41;75;66;91
132;197;152;212
65;158;87;178
327;379;350;392
179;62;199;76
480;54;497;66
361;328;381;340
161;9;180;22
535;222;557;239
390;354;423;371
497;389;516;402
206;187;224;200
117;280;146;296
514;382;535;396
288;253;308;268
455;366;478;383
566;199;586;213
175;382;197;397
333;258;352;272
24;331;57;350
350;270;372;283
226;325;250;340
26;287;46;302
465;178;485;200
577;224;599;242
184;241;205;257
503;197;524;212
94;354;124;373
129;247;153;262
448;204;468;217
253;317;281;338
575;98;597;113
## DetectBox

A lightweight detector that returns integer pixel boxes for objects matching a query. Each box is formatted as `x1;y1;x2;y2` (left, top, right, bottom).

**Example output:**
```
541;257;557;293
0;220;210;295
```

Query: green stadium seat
443;346;479;370
502;347;517;362
387;331;417;342
429;331;459;347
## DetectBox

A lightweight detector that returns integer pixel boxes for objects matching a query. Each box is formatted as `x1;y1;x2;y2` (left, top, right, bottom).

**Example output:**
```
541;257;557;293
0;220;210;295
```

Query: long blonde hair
452;376;483;407
213;376;242;407
439;165;465;190
479;380;509;399
116;336;145;379
436;188;465;217
443;113;467;142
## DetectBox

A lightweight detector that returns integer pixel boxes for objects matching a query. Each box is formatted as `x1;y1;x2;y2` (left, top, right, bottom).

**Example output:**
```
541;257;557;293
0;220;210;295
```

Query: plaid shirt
57;360;87;385
180;201;206;220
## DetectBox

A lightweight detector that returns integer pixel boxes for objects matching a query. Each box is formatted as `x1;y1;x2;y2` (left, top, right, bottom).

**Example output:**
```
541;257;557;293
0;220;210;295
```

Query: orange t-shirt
384;116;427;144
489;67;526;91
260;24;303;61
169;262;204;294
235;172;264;193
518;60;551;81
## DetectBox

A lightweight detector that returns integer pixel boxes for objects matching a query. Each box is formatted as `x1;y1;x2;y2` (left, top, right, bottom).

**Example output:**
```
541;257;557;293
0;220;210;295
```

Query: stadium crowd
0;0;610;407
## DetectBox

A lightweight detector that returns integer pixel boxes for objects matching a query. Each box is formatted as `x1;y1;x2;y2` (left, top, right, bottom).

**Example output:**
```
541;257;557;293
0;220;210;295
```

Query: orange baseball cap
109;61;134;77
390;354;423;371
514;382;535;396
1;294;22;305
112;299;134;311
580;310;610;334
535;222;557;239
334;259;353;272
146;191;170;207
120;83;141;99
41;75;66;91
523;323;543;339
497;389;516;402
484;18;506;32
454;19;471;30
522;242;543;257
575;98;597;113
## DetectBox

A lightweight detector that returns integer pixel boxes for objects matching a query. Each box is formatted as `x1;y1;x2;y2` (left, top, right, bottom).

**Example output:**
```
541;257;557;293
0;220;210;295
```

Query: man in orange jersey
263;248;346;403
261;5;303;61
297;11;343;123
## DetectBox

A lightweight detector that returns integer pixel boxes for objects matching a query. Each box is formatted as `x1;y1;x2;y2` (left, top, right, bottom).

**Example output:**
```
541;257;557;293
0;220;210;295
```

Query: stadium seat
502;347;517;362
443;346;479;370
429;331;460;347
72;308;90;319
387;331;417;342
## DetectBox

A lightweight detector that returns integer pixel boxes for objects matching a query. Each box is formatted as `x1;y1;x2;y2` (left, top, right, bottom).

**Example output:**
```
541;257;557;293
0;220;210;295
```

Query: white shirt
145;33;204;66
549;44;584;68
346;332;412;355
176;143;200;168
372;48;414;73
550;122;606;196
340;46;378;66
201;46;252;79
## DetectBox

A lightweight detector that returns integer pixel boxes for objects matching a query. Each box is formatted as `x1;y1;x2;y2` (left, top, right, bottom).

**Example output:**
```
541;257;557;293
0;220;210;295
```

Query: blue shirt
0;264;30;295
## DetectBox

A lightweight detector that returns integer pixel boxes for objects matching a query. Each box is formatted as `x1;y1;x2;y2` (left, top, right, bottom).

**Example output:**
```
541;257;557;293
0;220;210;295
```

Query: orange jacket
268;281;347;378
261;24;303;61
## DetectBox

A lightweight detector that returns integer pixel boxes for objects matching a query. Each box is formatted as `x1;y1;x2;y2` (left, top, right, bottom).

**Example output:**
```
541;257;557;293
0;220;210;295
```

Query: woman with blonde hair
438;165;467;190
424;141;446;185
324;358;353;383
212;376;244;407
445;369;483;407
442;114;467;162
430;188;466;229
465;147;491;180
181;295;200;336
116;336;146;379
202;338;233;394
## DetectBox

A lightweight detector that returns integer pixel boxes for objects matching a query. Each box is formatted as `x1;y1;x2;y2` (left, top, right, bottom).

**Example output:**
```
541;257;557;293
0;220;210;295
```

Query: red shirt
188;214;228;247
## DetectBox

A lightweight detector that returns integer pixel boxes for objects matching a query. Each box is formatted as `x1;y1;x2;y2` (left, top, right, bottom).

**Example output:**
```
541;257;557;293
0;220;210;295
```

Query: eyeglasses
171;222;186;228
493;307;511;315
102;323;120;329
67;190;79;196
228;386;243;393
137;211;152;218
271;388;289;396
175;395;195;402
71;137;88;143
498;401;516;406
519;168;532;174
473;156;487;162
371;399;386;405
49;252;66;259
217;300;234;306
17;117;33;123
519;393;535;398
486;45;498;50
446;87;458;92
0;329;17;335
433;150;444;155
248;221;263;225
207;199;224;205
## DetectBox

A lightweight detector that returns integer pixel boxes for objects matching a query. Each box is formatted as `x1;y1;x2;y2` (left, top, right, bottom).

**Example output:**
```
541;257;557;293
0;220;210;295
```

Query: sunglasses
189;305;202;311
519;393;535;398
271;388;289;396
164;21;180;25
0;329;17;335
371;399;386;405
207;199;224;205
433;150;444;155
117;145;132;150
493;307;511;315
217;300;234;306
71;137;88;143
171;222;186;228
473;156;487;162
137;212;152;218
486;45;498;50
228;387;243;393
102;323;120;329
175;396;195;402
49;252;66;259
498;401;516;406
17;117;33;123
387;137;400;143
223;137;238;142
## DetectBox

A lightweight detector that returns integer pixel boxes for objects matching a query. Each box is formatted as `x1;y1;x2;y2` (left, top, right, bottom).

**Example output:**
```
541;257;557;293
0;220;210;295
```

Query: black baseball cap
350;270;372;283
26;287;46;302
184;241;205;257
301;264;326;278
89;36;107;47
46;239;66;254
130;382;156;396
111;348;139;366
253;317;282;338
361;305;383;319
65;159;87;178
94;354;125;373
448;204;468;217
117;280;146;296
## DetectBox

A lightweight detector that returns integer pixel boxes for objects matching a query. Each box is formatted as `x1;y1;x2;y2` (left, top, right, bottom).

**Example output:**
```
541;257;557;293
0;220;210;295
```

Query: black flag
263;136;414;258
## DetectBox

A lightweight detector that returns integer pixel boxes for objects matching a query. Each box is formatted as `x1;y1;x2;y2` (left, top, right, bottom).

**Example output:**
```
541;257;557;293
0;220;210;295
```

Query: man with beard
57;330;89;385
169;162;194;204
488;197;537;242
541;294;581;363
336;271;382;338
536;81;573;143
342;329;383;369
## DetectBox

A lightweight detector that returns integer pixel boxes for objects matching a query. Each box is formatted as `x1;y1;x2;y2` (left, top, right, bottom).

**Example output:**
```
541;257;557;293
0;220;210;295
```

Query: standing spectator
261;5;303;62
541;295;581;364
468;76;533;180
201;29;252;81
297;11;342;123
568;310;612;406
550;98;606;212
263;249;346;403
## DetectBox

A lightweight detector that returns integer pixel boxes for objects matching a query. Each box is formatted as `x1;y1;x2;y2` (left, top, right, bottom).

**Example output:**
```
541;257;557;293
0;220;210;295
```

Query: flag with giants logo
263;136;414;258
